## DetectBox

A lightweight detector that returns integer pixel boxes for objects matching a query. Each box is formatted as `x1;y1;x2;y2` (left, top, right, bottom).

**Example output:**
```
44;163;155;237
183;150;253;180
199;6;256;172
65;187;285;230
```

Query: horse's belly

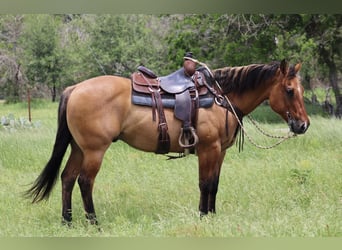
119;107;184;153
119;128;184;153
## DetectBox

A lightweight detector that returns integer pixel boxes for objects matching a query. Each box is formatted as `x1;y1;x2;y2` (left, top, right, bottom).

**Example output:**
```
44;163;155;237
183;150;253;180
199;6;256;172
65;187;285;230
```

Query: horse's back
68;75;130;97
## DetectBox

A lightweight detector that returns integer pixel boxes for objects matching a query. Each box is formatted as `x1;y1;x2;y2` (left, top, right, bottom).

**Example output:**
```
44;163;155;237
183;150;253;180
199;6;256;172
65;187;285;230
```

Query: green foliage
19;15;64;101
274;31;320;89
20;15;57;82
84;15;163;77
0;15;24;102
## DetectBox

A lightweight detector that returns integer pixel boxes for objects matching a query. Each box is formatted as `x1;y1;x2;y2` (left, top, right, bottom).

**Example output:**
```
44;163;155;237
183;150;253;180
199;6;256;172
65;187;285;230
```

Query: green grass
0;100;341;236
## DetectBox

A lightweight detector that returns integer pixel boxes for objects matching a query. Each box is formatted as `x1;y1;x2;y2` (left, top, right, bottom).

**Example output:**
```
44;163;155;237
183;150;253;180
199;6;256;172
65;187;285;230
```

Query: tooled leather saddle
131;66;215;154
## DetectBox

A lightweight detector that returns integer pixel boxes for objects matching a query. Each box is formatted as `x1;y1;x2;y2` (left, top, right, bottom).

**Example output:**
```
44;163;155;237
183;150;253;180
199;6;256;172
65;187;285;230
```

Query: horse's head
269;60;310;134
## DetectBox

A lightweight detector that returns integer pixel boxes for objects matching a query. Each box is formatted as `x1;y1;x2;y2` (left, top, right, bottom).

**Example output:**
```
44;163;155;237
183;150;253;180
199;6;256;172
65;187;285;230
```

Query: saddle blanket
131;90;214;109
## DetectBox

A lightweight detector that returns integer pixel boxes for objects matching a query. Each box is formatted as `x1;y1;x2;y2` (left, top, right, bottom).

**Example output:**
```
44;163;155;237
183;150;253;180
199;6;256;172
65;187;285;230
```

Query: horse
26;59;310;225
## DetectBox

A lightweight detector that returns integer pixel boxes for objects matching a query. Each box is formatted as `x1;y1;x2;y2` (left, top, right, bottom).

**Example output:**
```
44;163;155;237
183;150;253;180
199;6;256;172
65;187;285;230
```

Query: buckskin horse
26;59;310;225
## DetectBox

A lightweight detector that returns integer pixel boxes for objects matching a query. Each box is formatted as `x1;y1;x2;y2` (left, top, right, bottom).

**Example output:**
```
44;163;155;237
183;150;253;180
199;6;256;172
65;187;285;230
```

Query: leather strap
151;90;170;154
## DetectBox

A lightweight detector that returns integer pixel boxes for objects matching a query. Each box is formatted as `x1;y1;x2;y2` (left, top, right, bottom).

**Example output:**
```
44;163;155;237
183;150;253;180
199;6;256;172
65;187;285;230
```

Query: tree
0;15;24;102
304;14;342;117
58;14;92;85
164;14;295;68
84;14;163;77
19;14;64;102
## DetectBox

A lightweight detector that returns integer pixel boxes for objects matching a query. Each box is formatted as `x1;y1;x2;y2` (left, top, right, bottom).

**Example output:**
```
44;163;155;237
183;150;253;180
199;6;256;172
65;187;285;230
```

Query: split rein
192;59;297;150
244;114;296;149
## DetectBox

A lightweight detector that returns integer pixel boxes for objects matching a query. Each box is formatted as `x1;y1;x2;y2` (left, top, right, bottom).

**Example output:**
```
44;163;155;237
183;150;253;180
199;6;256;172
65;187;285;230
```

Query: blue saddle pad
132;90;214;109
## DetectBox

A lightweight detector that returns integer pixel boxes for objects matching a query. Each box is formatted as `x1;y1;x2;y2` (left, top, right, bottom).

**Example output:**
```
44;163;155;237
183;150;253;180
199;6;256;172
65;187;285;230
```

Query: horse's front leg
197;144;226;216
207;150;226;214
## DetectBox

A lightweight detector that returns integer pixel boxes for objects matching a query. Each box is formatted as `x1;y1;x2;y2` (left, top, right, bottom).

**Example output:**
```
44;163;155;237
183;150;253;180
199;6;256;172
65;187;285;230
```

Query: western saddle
131;55;215;154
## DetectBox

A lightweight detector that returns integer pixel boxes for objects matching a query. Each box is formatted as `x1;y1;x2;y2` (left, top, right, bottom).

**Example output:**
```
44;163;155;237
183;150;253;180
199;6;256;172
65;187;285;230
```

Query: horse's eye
286;87;294;97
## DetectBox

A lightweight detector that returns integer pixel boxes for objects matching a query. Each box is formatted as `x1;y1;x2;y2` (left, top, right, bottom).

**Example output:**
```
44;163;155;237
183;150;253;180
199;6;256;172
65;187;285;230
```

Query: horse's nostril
300;122;308;133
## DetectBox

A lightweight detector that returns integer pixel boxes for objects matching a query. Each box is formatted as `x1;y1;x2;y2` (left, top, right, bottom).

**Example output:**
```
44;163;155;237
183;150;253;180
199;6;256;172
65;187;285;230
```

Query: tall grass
0;100;341;236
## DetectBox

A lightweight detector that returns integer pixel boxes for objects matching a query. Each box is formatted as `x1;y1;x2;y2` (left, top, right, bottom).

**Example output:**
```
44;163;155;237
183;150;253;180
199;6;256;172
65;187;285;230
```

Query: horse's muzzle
290;120;309;134
287;112;310;134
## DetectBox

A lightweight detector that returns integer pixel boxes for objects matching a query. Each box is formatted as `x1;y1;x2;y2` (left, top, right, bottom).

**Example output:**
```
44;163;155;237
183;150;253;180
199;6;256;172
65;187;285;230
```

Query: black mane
211;61;297;94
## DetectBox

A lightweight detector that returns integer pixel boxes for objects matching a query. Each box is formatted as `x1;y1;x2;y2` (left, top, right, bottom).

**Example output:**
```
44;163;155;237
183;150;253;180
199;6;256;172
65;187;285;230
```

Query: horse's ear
280;59;288;75
294;63;302;73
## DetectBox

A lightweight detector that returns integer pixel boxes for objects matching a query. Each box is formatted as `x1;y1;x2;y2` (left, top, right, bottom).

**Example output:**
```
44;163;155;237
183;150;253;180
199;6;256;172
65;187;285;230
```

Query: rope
225;91;296;150
247;114;296;139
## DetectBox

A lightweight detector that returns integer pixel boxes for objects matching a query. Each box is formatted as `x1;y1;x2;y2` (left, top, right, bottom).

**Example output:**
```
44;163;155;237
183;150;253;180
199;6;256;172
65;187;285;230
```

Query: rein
193;59;297;150
244;115;296;149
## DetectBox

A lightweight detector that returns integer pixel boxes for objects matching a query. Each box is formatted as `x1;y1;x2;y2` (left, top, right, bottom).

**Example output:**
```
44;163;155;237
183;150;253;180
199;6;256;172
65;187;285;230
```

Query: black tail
25;89;73;203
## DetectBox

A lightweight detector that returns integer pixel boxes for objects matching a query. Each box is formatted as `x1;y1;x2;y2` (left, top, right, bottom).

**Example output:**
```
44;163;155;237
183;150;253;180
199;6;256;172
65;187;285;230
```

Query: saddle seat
159;68;195;94
131;66;214;155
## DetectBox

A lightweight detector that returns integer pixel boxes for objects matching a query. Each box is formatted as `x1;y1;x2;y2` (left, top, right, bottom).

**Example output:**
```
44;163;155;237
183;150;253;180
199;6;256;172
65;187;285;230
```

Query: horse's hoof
86;213;98;225
199;211;208;219
61;218;73;227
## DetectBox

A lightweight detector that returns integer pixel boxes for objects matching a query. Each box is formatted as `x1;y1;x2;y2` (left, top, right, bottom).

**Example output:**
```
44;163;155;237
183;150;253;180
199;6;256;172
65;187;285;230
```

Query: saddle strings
190;58;297;150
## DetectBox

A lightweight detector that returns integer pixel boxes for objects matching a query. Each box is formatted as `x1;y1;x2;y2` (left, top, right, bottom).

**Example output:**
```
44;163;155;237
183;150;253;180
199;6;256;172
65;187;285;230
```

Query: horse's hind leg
77;149;106;225
61;141;83;225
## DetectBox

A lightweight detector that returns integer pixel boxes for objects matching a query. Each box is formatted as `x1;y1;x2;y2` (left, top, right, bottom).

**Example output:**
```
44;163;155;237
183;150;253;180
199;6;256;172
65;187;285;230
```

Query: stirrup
178;127;199;148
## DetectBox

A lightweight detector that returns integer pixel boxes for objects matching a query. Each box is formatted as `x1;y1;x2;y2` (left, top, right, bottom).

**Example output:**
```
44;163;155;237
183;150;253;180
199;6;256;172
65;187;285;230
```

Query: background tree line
0;14;341;115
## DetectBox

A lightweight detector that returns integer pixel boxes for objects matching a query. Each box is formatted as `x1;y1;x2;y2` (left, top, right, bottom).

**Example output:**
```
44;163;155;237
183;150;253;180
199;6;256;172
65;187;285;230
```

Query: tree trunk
329;66;342;118
329;69;342;119
51;84;56;102
320;46;342;118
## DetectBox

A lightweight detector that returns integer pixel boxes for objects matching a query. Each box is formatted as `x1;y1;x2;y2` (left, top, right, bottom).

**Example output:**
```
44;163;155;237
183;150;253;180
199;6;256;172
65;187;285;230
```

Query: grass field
0;100;341;237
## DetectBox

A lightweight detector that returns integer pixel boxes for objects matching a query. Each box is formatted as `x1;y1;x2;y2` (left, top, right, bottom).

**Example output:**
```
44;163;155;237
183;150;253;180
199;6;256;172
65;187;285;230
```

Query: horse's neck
214;64;280;115
228;84;272;115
